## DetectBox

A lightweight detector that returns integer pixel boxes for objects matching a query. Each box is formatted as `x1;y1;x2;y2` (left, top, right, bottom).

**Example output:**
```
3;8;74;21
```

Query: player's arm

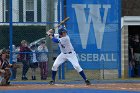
130;41;134;59
47;29;59;43
130;48;134;59
0;60;5;73
0;60;2;69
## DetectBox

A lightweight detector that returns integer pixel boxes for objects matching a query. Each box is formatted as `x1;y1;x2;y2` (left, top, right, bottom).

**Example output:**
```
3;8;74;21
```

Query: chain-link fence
0;0;61;82
0;0;122;83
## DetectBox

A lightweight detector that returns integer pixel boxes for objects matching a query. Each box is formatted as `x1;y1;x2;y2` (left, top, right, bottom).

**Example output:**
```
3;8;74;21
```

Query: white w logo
72;4;111;49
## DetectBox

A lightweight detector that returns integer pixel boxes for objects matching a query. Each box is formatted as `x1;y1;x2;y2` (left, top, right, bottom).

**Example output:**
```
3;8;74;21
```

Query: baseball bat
46;17;70;35
52;17;70;30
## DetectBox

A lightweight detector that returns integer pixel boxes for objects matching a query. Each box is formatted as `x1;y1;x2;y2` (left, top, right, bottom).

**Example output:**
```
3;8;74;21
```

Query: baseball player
47;27;91;85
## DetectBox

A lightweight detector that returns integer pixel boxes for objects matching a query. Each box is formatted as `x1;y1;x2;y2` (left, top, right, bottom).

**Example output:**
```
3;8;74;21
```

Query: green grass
13;63;140;82
13;64;99;82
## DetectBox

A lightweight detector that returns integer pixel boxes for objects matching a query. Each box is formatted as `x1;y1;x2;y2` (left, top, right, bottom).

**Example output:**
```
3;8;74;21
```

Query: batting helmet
58;28;67;35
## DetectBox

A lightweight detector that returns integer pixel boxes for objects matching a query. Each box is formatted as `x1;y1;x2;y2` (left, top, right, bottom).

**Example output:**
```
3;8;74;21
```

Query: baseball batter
47;28;91;85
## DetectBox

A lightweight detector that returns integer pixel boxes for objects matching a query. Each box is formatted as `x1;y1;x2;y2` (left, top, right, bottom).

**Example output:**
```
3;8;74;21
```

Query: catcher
0;48;19;85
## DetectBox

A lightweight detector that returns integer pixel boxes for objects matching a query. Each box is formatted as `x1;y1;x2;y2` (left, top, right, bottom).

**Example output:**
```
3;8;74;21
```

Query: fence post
61;0;65;80
9;0;13;64
118;0;122;78
57;0;61;80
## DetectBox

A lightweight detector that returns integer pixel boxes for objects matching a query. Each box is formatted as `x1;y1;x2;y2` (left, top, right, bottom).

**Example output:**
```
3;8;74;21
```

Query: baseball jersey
31;50;38;63
37;45;48;62
54;34;74;53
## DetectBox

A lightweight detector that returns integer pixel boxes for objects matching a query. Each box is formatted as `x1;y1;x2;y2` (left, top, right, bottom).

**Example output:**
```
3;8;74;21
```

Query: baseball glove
46;30;54;36
53;57;57;61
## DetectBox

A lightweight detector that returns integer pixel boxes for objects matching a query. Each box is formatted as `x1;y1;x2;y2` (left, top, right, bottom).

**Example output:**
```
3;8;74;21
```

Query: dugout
121;16;140;78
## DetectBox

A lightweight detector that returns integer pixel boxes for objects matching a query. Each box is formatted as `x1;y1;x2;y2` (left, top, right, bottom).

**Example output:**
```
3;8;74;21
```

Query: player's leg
68;53;91;85
22;61;29;80
49;53;66;85
3;69;11;85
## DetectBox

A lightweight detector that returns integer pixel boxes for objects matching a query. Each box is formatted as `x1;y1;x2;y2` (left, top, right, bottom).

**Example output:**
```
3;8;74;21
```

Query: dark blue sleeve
52;37;59;43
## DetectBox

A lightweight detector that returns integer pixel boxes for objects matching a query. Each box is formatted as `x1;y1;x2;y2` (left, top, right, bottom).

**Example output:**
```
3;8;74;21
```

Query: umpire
0;48;12;85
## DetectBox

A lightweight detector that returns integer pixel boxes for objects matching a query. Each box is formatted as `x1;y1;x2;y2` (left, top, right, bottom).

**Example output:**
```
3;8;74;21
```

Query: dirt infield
0;83;140;91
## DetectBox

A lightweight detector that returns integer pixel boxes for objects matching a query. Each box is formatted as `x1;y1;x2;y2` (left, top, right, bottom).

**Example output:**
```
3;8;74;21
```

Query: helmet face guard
58;28;67;35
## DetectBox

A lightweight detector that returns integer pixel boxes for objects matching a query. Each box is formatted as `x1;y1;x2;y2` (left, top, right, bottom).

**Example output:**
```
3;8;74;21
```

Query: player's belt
64;52;72;54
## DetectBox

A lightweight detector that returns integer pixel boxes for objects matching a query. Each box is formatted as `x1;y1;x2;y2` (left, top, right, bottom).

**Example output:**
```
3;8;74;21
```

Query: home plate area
0;83;140;93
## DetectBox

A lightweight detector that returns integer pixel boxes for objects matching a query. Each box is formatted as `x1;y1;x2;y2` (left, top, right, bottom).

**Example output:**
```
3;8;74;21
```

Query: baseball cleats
0;81;10;86
22;77;28;80
49;80;55;85
85;79;91;85
6;82;10;85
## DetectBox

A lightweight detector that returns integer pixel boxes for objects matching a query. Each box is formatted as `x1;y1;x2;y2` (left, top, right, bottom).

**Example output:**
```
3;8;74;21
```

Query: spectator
0;48;12;85
37;41;48;80
130;34;140;77
19;40;31;80
30;45;38;80
10;45;18;80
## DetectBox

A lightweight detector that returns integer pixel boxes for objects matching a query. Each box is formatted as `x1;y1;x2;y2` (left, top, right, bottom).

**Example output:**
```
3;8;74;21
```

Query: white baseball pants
52;51;83;72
